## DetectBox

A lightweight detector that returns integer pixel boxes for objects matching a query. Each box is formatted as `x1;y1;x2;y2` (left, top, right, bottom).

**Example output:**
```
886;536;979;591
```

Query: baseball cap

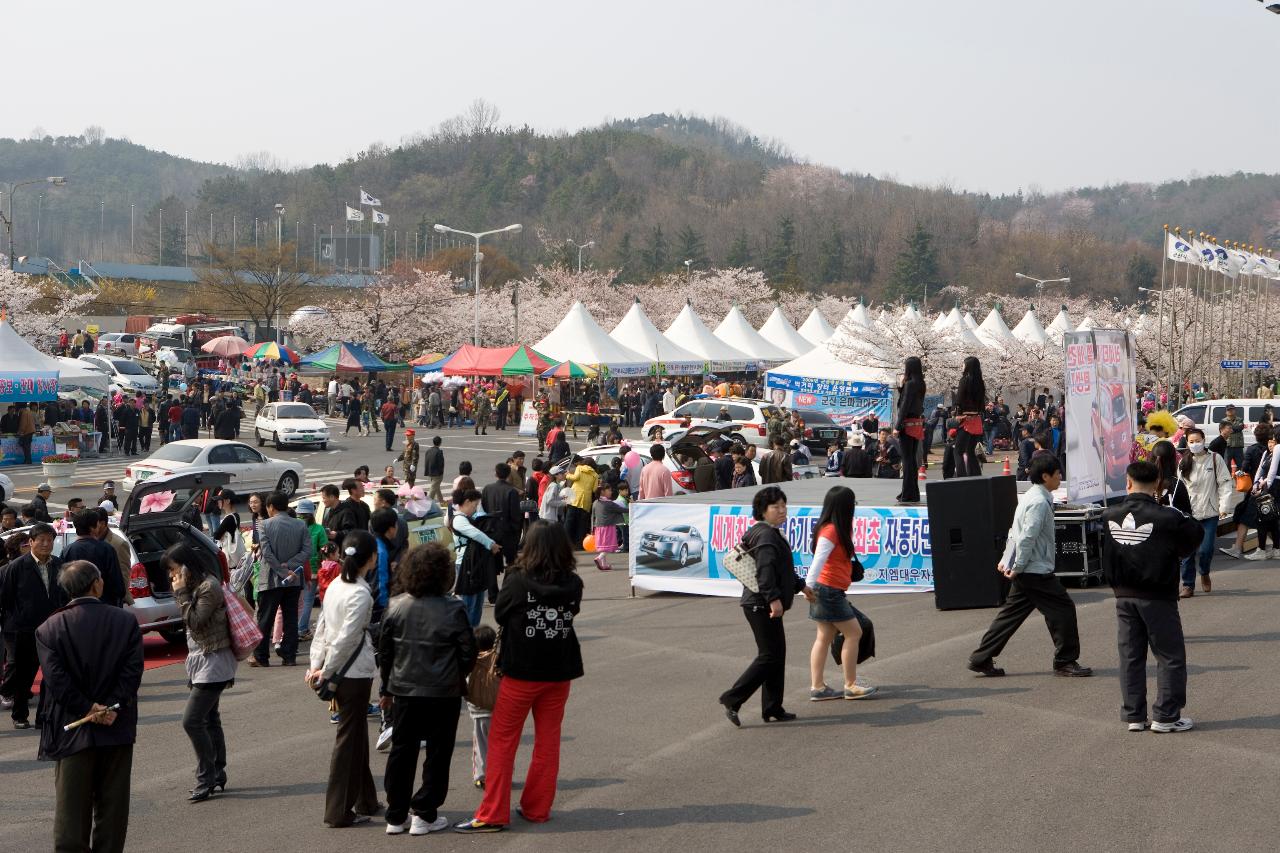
790;439;801;447
102;480;115;489
404;428;415;437
36;483;51;493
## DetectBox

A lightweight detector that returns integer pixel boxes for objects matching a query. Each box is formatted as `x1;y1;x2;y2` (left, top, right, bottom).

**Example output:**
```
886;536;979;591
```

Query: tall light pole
1015;272;1071;304
274;203;285;344
0;176;66;269
684;259;692;278
573;240;594;273
434;222;522;346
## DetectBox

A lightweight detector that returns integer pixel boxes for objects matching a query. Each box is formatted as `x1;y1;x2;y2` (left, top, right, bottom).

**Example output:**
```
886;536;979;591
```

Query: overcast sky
7;0;1277;195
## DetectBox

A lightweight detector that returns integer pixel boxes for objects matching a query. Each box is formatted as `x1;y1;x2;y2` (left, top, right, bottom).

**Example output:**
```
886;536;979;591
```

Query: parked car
123;439;303;496
77;354;160;394
637;523;705;567
794;409;846;455
95;332;140;355
642;397;783;448
1;471;231;643
254;402;330;450
1173;398;1276;446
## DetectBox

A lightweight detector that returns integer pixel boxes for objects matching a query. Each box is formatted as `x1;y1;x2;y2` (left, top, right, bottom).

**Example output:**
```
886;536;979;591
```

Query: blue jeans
460;592;484;627
1181;517;1218;587
298;579;316;633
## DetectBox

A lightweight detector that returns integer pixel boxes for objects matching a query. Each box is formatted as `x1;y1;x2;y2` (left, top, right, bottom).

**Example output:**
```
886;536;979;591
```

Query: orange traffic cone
1002;457;1011;476
918;464;927;481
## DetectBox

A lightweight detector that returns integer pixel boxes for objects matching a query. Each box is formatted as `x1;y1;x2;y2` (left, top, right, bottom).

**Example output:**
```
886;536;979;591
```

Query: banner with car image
763;372;893;431
629;499;933;596
1063;329;1136;504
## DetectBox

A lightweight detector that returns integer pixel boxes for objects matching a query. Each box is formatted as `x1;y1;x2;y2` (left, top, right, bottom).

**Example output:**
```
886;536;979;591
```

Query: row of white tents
529;299;1094;382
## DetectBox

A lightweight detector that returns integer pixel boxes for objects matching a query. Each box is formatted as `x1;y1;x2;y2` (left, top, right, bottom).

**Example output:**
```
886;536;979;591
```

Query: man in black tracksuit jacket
1102;460;1204;732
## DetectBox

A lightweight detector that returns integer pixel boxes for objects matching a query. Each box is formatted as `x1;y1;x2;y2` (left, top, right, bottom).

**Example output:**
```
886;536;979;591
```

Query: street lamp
0;176;66;269
434;222;522;345
572;240;594;273
1015;272;1070;303
274;204;285;344
684;259;692;278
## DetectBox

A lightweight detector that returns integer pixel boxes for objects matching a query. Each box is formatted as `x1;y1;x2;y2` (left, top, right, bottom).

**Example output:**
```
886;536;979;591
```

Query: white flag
1192;238;1214;268
1165;232;1197;265
1228;248;1251;277
345;205;364;222
372;209;389;225
360;189;381;207
1212;245;1237;278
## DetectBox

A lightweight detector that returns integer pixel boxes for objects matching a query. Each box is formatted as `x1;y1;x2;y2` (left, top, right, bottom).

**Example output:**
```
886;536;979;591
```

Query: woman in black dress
953;356;986;478
897;356;926;503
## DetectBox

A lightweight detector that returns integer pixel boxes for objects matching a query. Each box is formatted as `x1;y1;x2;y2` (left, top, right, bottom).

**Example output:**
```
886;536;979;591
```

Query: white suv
642;397;782;448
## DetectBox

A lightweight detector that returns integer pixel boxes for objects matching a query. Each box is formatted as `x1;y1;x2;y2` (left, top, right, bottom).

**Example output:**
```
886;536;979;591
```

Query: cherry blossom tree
0;268;94;348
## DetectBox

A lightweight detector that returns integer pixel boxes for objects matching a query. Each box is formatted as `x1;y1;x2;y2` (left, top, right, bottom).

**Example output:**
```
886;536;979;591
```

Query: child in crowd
315;542;342;604
590;482;627;571
615;481;631;552
453;460;473;493
467;626;497;789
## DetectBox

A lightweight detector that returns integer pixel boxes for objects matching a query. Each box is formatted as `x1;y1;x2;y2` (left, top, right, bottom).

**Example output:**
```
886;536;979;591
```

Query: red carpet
32;634;187;693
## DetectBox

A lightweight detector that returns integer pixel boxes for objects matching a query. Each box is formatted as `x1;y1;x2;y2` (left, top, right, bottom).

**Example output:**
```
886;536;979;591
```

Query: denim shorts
809;582;857;622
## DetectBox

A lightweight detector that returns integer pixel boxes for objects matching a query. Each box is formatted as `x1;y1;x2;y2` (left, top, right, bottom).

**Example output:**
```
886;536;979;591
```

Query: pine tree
674;225;707;270
763;216;797;283
818;230;847;284
643;225;668;277
888;222;940;303
726;231;752;268
613;232;635;282
1124;253;1157;301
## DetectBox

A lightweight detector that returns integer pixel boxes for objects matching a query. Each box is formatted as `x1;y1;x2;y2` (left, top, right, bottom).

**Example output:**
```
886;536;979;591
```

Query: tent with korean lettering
0;322;62;403
763;322;894;430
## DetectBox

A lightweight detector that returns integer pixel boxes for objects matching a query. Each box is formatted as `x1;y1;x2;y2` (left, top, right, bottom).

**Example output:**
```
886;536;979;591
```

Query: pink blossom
139;490;175;514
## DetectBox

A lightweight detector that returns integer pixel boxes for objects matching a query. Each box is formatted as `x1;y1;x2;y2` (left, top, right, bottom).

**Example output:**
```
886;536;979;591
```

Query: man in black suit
481;463;522;569
0;523;65;728
36;559;143;853
63;508;125;608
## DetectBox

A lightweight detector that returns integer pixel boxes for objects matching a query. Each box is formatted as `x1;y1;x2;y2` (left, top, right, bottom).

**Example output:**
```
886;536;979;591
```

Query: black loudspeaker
926;476;1018;610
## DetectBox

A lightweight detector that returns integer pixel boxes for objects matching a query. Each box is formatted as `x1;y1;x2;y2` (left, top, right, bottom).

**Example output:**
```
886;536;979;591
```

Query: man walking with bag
253;492;311;667
1102;460;1204;733
967;454;1093;678
36;560;144;853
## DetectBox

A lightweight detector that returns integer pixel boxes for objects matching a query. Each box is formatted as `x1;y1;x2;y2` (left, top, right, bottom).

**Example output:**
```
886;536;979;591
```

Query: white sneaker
410;815;449;835
375;726;394;752
1268;550;1278;560
1151;716;1194;733
1245;549;1270;561
386;820;409;835
1126;721;1148;732
1220;546;1243;559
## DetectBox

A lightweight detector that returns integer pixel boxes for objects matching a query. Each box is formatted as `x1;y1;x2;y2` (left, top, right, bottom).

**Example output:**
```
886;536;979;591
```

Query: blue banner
0;371;59;403
764;372;892;429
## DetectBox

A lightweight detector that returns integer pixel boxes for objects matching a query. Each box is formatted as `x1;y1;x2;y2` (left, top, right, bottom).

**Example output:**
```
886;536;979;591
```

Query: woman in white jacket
307;530;380;828
1177;428;1235;598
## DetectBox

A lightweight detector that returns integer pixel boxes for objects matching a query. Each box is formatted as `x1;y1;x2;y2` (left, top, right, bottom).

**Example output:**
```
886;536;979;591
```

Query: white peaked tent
797;307;836;346
976;308;1017;350
931;310;950;331
0;322;109;399
713;307;793;364
963;312;980;332
1076;317;1098;331
1011;308;1049;346
1046;306;1075;344
533;301;652;375
666;303;754;370
609;300;703;375
901;304;925;324
758;307;814;358
842;303;873;329
936;306;984;350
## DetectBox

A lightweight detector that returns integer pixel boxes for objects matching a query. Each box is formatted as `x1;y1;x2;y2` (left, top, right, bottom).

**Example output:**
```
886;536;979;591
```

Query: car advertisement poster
1063;329;1136;504
629;499;933;596
764;372;892;431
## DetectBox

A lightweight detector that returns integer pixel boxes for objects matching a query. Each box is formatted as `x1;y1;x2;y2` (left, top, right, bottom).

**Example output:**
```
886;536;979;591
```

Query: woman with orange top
805;486;878;701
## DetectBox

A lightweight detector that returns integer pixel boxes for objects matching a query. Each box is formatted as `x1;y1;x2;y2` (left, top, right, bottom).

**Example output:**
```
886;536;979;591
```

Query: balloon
623;450;642;470
582;534;596;552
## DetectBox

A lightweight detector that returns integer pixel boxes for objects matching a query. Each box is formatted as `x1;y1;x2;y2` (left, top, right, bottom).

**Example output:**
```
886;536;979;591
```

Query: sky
6;0;1278;195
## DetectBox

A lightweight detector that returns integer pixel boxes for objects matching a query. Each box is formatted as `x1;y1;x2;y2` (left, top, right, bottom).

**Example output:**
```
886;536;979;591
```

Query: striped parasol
243;341;300;364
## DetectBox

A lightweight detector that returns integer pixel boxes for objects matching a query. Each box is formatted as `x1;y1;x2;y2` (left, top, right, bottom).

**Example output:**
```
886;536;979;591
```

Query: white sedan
254;402;330;449
122;439;304;496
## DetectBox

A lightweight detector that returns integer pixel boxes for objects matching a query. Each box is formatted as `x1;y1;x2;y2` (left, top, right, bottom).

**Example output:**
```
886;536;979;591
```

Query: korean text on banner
765;373;892;430
517;401;539;437
0;371;59;403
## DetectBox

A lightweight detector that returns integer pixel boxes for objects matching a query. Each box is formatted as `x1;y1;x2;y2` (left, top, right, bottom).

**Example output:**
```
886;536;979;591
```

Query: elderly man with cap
99;481;118;514
27;484;54;524
396;429;421;488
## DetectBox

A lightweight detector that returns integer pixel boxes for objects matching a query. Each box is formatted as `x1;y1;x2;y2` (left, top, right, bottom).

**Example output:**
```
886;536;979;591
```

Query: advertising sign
629;499;933;597
0;371;59;404
764;372;892;430
1063;329;1136;504
517;401;539;437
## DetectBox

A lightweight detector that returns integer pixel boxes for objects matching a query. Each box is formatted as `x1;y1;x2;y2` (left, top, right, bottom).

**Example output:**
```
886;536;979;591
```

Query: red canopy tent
442;344;552;377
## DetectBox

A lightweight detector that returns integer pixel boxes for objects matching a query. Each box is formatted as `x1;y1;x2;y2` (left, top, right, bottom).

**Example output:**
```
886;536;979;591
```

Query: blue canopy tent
299;342;408;373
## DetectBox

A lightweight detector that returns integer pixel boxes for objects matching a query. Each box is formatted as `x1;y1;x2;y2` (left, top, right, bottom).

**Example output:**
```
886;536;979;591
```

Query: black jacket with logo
494;570;584;682
1102;493;1204;601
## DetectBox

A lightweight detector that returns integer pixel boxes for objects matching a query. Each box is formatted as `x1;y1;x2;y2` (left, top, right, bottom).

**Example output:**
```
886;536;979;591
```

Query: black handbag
850;554;866;584
1258;491;1277;521
830;608;876;666
313;634;366;702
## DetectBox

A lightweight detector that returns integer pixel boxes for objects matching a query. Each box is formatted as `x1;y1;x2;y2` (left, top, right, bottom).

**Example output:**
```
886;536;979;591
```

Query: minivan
1173;398;1277;446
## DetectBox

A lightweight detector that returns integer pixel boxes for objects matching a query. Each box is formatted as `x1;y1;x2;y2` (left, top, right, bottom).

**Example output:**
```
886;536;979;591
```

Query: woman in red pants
454;521;584;834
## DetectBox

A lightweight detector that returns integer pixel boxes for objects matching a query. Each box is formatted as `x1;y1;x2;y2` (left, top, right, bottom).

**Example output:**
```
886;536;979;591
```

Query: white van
1172;399;1277;446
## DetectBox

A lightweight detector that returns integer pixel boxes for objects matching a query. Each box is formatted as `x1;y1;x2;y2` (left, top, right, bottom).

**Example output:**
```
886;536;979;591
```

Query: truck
138;314;245;370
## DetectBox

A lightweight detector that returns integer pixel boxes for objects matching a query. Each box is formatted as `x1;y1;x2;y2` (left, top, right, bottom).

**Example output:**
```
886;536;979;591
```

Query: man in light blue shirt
967;454;1092;678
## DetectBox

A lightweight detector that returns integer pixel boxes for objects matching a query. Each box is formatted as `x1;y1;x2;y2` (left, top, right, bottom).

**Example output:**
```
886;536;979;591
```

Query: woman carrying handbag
307;530;381;828
167;542;237;803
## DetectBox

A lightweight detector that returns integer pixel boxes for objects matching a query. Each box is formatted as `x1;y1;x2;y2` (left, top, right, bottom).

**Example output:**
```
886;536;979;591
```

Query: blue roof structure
12;257;376;288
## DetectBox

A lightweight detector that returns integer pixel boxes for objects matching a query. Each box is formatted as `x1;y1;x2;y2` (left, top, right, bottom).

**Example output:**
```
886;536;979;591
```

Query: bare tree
197;242;317;331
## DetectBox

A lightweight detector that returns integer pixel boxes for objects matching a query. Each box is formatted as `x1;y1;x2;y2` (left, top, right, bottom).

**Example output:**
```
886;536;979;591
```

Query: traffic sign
1221;359;1245;369
1248;359;1272;370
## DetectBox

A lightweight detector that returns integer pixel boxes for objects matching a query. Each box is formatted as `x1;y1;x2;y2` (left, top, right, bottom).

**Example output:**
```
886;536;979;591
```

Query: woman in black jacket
455;521;584;834
378;543;477;835
718;486;813;726
952;356;985;478
897;356;926;502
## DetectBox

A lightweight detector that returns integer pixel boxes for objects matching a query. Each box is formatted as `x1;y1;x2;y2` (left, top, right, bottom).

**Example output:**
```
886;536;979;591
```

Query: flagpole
1156;225;1169;405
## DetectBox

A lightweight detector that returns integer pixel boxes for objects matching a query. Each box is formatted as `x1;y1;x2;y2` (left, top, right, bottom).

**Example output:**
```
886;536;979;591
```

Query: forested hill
3;113;1276;306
